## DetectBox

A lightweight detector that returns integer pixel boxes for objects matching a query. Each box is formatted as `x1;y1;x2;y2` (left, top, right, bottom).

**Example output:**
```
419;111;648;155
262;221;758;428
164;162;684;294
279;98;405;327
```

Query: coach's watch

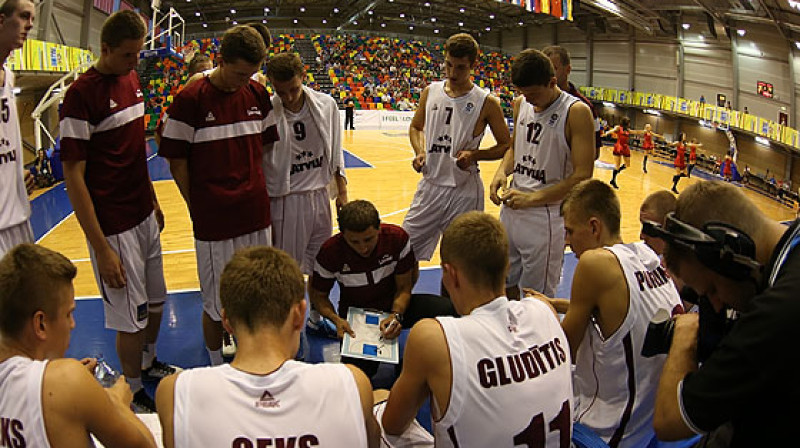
392;312;404;325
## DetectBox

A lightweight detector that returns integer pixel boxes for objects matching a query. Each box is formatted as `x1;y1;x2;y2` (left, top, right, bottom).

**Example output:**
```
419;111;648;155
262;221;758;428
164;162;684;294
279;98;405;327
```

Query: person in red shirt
159;25;280;366
60;10;177;412
640;123;663;173
603;117;633;189
309;200;455;378
668;133;689;194
687;138;704;178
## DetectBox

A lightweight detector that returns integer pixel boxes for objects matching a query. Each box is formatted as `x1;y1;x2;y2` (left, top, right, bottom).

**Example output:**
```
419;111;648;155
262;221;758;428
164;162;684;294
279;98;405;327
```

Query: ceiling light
293;19;298;24
262;19;267;23
381;23;386;27
458;21;464;27
489;14;495;19
368;10;374;15
322;19;327;24
460;8;465;13
796;41;800;50
755;136;770;146
737;29;746;36
434;29;439;34
682;23;690;30
424;2;430;6
333;7;339;13
202;23;207;27
485;26;491;31
300;6;306;12
264;7;269;13
353;20;358;25
230;8;235;14
409;25;414;30
518;21;524;26
431;17;437;22
232;20;238;24
195;11;200;16
400;13;405;18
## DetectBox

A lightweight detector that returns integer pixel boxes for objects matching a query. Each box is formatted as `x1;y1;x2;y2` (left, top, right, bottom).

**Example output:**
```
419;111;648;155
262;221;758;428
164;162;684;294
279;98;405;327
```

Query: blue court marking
344;150;372;168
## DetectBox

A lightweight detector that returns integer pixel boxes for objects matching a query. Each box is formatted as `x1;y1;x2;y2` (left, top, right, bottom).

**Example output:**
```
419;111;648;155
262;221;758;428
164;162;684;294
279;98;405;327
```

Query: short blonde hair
441;212;508;290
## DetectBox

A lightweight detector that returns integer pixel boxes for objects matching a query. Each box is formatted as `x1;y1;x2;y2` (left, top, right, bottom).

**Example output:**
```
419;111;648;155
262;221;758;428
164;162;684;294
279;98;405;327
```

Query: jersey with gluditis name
311;223;415;316
59;67;153;236
434;297;573;448
284;101;329;192
574;242;683;448
158;77;279;241
0;67;30;231
173;361;367;448
423;81;488;188
0;356;50;448
511;92;577;198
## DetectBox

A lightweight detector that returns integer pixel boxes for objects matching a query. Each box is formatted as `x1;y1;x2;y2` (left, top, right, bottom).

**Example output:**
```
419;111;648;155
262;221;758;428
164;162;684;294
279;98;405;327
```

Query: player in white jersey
552;180;683;448
490;49;595;299
382;212;573;447
0;0;36;258
402;33;510;261
264;52;347;275
0;244;156;448
156;246;380;448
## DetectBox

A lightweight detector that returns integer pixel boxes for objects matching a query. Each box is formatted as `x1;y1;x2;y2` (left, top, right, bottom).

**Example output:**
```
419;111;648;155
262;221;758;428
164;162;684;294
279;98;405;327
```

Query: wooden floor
37;130;798;297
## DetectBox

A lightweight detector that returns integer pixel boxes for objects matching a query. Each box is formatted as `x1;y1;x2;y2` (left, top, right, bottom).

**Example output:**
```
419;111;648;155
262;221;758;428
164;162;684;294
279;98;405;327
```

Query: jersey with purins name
173;361;367;448
159;77;279;241
574;242;683;448
285;101;329;192
0;67;30;231
511;92;577;198
0;357;49;448
59;67;153;236
311;223;415;316
423;81;488;188
434;297;573;448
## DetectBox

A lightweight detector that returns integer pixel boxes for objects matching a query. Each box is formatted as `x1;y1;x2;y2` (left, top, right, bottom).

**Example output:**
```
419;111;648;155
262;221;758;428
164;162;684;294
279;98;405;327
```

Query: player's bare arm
409;87;429;173
383;319;450;435
457;95;510;168
62;160;127;288
490;96;523;205
166;158;191;209
149;181;164;231
654;313;700;441
379;268;414;340
307;283;354;338
335;173;348;211
500;101;594;209
43;359;156;448
561;248;627;360
155;373;179;448
345;365;381;448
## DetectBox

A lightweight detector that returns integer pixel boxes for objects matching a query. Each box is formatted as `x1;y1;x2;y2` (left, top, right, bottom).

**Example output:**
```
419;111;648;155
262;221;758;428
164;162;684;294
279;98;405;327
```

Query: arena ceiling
151;0;800;46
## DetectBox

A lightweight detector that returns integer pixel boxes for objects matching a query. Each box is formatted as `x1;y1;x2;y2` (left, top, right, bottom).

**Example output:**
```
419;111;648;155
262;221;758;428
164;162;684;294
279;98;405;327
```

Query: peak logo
255;390;280;409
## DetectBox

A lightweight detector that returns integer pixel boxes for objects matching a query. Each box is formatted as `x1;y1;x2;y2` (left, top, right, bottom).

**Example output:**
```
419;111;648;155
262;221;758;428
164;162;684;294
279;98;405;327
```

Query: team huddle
1;3;799;448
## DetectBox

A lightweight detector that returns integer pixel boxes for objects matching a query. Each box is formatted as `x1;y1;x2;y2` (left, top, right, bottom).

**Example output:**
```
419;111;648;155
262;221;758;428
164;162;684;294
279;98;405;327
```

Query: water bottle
94;356;120;388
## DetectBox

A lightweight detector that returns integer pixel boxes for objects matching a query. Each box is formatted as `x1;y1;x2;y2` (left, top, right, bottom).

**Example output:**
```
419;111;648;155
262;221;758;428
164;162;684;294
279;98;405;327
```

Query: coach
652;181;800;446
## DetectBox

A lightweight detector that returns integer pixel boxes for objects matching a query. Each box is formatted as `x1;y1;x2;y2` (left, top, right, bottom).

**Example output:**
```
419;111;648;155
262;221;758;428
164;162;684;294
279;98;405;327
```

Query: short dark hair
445;33;479;63
512;49;555;88
247;22;272;48
187;53;211;76
337;200;380;233
562;179;621;237
101;10;146;48
0;0;33;18
641;190;677;224
266;52;304;82
220;247;304;332
621;117;631;129
441;212;508;291
0;244;77;338
220;25;267;66
542;45;571;66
